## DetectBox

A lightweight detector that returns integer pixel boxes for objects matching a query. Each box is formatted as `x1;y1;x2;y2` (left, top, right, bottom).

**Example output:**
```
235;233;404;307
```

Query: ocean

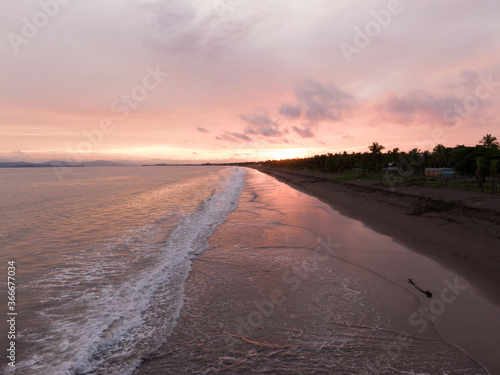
0;166;494;374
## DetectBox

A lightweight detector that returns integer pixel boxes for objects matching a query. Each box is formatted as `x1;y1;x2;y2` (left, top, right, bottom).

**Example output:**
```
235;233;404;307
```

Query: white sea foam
13;167;246;375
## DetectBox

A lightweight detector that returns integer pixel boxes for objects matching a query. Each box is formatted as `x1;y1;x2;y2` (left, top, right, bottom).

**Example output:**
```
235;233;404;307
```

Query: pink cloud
375;90;462;126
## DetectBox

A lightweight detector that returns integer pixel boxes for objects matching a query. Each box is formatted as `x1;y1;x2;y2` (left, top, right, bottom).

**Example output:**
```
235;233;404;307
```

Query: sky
1;0;500;163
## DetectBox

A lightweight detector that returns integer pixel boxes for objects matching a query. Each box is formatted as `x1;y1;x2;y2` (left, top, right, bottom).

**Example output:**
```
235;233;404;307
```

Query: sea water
0;166;244;374
0;166;491;374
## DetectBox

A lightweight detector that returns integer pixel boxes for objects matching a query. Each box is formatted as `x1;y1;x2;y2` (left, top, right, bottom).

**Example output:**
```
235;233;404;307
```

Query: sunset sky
1;0;499;163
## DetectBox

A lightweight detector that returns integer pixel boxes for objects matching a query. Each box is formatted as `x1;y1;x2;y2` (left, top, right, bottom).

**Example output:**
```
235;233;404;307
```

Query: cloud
274;79;354;132
231;132;252;141
279;104;301;119
267;137;294;144
240;113;283;137
240;113;272;125
247;126;283;136
3;0;499;161
216;131;253;143
295;79;354;122
292;126;314;138
196;127;209;133
459;70;480;89
376;90;463;125
237;79;355;141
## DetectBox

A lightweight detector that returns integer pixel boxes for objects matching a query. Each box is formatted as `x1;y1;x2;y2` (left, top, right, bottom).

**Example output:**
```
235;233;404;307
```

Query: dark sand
255;167;500;305
134;168;497;374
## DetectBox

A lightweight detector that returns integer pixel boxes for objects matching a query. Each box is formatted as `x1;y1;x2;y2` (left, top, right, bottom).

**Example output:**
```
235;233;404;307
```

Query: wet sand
136;248;487;374
134;169;498;374
255;167;500;304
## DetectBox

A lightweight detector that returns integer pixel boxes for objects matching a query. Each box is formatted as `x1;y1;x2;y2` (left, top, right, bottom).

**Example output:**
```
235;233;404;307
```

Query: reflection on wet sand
135;169;490;374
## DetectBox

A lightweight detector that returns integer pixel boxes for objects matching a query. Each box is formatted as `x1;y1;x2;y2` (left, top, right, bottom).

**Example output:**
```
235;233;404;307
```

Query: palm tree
368;142;385;177
369;142;385;154
479;134;500;149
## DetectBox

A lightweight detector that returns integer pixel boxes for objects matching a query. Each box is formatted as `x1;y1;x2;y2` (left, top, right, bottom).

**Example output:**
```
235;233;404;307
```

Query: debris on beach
408;278;433;298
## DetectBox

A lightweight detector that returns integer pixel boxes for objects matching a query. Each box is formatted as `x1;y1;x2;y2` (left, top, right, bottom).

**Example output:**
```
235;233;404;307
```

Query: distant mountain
46;160;84;167
0;160;126;168
0;161;65;168
81;160;125;167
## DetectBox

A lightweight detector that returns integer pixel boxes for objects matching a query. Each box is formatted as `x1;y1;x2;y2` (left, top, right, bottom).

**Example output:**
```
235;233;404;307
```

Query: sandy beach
134;168;499;374
255;167;500;305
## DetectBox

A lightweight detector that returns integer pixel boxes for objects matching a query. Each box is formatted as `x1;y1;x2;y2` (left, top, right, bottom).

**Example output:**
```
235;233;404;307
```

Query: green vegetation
333;172;375;182
261;134;500;193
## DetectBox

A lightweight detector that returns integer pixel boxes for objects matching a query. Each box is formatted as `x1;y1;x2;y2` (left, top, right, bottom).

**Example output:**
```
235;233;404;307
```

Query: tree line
261;134;500;190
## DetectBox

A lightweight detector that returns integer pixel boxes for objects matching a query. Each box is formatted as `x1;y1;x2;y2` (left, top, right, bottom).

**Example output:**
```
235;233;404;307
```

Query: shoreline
135;168;494;374
253;167;500;305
